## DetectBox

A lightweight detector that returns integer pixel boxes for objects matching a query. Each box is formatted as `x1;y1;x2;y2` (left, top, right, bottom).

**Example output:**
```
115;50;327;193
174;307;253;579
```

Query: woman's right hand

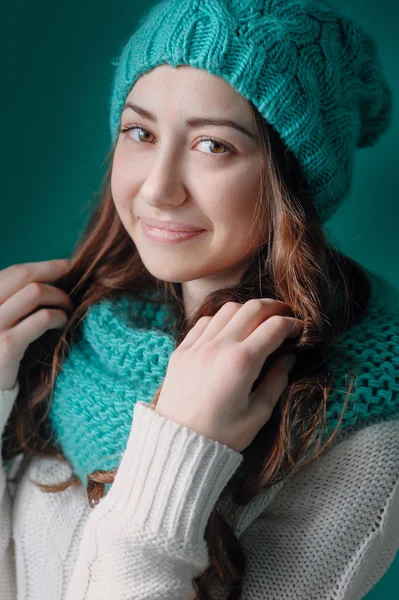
0;259;75;391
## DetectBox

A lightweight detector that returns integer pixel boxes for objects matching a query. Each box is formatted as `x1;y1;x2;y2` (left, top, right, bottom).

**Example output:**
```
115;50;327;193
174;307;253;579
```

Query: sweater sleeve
0;382;19;600
65;400;244;600
63;405;399;600
235;418;399;600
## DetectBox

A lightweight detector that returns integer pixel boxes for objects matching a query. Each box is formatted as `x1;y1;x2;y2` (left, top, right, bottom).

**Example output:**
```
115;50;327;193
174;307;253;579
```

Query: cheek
216;177;265;245
110;156;122;199
111;157;136;206
211;181;261;228
222;160;261;207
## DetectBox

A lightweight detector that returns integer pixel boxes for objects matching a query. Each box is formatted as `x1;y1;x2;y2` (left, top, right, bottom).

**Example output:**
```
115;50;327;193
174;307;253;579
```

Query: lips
140;219;207;245
139;217;205;232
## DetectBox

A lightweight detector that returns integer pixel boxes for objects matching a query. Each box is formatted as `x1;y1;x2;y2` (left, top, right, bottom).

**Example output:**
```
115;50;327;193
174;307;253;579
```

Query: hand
155;299;304;452
0;259;74;391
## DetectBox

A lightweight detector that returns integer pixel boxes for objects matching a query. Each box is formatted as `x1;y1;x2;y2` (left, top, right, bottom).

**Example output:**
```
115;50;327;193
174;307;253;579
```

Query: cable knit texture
40;269;399;493
108;0;392;223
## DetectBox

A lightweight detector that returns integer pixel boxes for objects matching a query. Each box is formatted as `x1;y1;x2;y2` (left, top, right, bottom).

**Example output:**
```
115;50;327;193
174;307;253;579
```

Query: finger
0;259;72;305
192;302;241;346
0;309;68;364
0;283;74;330
176;316;213;351
242;315;303;372
212;298;294;344
248;353;291;425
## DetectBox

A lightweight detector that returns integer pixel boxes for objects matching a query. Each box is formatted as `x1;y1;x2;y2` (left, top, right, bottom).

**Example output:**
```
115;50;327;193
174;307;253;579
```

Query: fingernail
285;354;296;372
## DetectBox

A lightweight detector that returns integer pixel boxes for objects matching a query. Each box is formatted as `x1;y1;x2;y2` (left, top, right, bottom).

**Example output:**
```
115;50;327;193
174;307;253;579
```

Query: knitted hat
108;0;392;224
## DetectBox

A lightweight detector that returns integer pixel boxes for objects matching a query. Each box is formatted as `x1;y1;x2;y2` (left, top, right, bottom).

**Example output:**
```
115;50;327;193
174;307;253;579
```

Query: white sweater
1;380;399;600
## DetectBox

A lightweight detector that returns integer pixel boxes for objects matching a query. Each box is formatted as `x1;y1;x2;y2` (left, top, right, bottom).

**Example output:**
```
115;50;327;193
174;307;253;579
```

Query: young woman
1;0;398;599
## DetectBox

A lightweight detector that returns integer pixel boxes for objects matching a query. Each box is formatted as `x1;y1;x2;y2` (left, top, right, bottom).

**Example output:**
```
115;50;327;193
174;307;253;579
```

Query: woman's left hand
154;298;303;452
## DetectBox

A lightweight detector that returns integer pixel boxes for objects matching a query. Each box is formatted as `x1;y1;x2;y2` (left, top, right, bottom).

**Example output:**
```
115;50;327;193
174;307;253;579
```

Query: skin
111;64;267;319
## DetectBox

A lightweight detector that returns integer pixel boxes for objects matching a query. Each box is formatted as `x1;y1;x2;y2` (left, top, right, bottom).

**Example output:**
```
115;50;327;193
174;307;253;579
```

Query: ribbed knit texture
108;0;392;223
48;270;399;491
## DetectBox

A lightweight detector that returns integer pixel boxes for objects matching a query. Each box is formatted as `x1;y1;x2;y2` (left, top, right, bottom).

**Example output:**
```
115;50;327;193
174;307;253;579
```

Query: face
111;64;267;317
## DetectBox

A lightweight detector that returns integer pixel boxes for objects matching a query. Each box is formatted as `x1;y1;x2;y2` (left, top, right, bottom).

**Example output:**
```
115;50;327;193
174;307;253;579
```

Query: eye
118;125;235;157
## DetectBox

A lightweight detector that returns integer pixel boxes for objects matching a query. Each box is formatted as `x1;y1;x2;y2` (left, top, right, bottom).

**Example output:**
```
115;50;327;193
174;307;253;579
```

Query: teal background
1;1;398;597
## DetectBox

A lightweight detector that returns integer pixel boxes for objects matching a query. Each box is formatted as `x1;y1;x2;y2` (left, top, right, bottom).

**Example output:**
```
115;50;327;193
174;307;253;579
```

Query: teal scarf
49;272;399;490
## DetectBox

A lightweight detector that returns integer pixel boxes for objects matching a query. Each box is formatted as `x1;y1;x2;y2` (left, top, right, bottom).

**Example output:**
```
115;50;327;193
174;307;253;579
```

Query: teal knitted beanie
108;0;392;224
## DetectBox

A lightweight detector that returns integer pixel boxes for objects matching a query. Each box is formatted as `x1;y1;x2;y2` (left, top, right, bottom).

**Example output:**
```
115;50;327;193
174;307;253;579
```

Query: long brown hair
2;99;371;599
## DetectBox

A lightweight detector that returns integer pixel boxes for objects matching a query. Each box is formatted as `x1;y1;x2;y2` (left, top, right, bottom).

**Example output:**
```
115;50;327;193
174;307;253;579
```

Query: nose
140;147;187;209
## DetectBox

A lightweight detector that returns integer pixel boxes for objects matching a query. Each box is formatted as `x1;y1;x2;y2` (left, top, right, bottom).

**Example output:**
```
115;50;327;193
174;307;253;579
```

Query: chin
137;263;187;284
142;261;210;284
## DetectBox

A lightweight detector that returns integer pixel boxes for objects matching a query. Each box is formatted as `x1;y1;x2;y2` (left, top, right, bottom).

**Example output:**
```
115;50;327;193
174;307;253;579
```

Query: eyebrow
121;102;256;141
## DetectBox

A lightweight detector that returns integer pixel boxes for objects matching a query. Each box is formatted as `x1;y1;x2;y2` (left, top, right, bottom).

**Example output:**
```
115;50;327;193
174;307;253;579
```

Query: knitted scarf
48;272;399;490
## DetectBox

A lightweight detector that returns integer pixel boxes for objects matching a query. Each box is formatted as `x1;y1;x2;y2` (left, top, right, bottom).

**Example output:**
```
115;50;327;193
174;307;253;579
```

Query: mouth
140;219;207;245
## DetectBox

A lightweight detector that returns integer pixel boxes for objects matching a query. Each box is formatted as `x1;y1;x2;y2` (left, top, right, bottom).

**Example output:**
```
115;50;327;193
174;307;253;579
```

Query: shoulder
300;417;399;488
242;418;399;532
339;268;398;341
231;419;399;600
267;418;399;539
325;270;399;436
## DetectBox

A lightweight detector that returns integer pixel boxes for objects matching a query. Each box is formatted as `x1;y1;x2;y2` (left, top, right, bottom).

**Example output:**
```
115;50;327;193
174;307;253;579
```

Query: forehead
126;63;253;120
